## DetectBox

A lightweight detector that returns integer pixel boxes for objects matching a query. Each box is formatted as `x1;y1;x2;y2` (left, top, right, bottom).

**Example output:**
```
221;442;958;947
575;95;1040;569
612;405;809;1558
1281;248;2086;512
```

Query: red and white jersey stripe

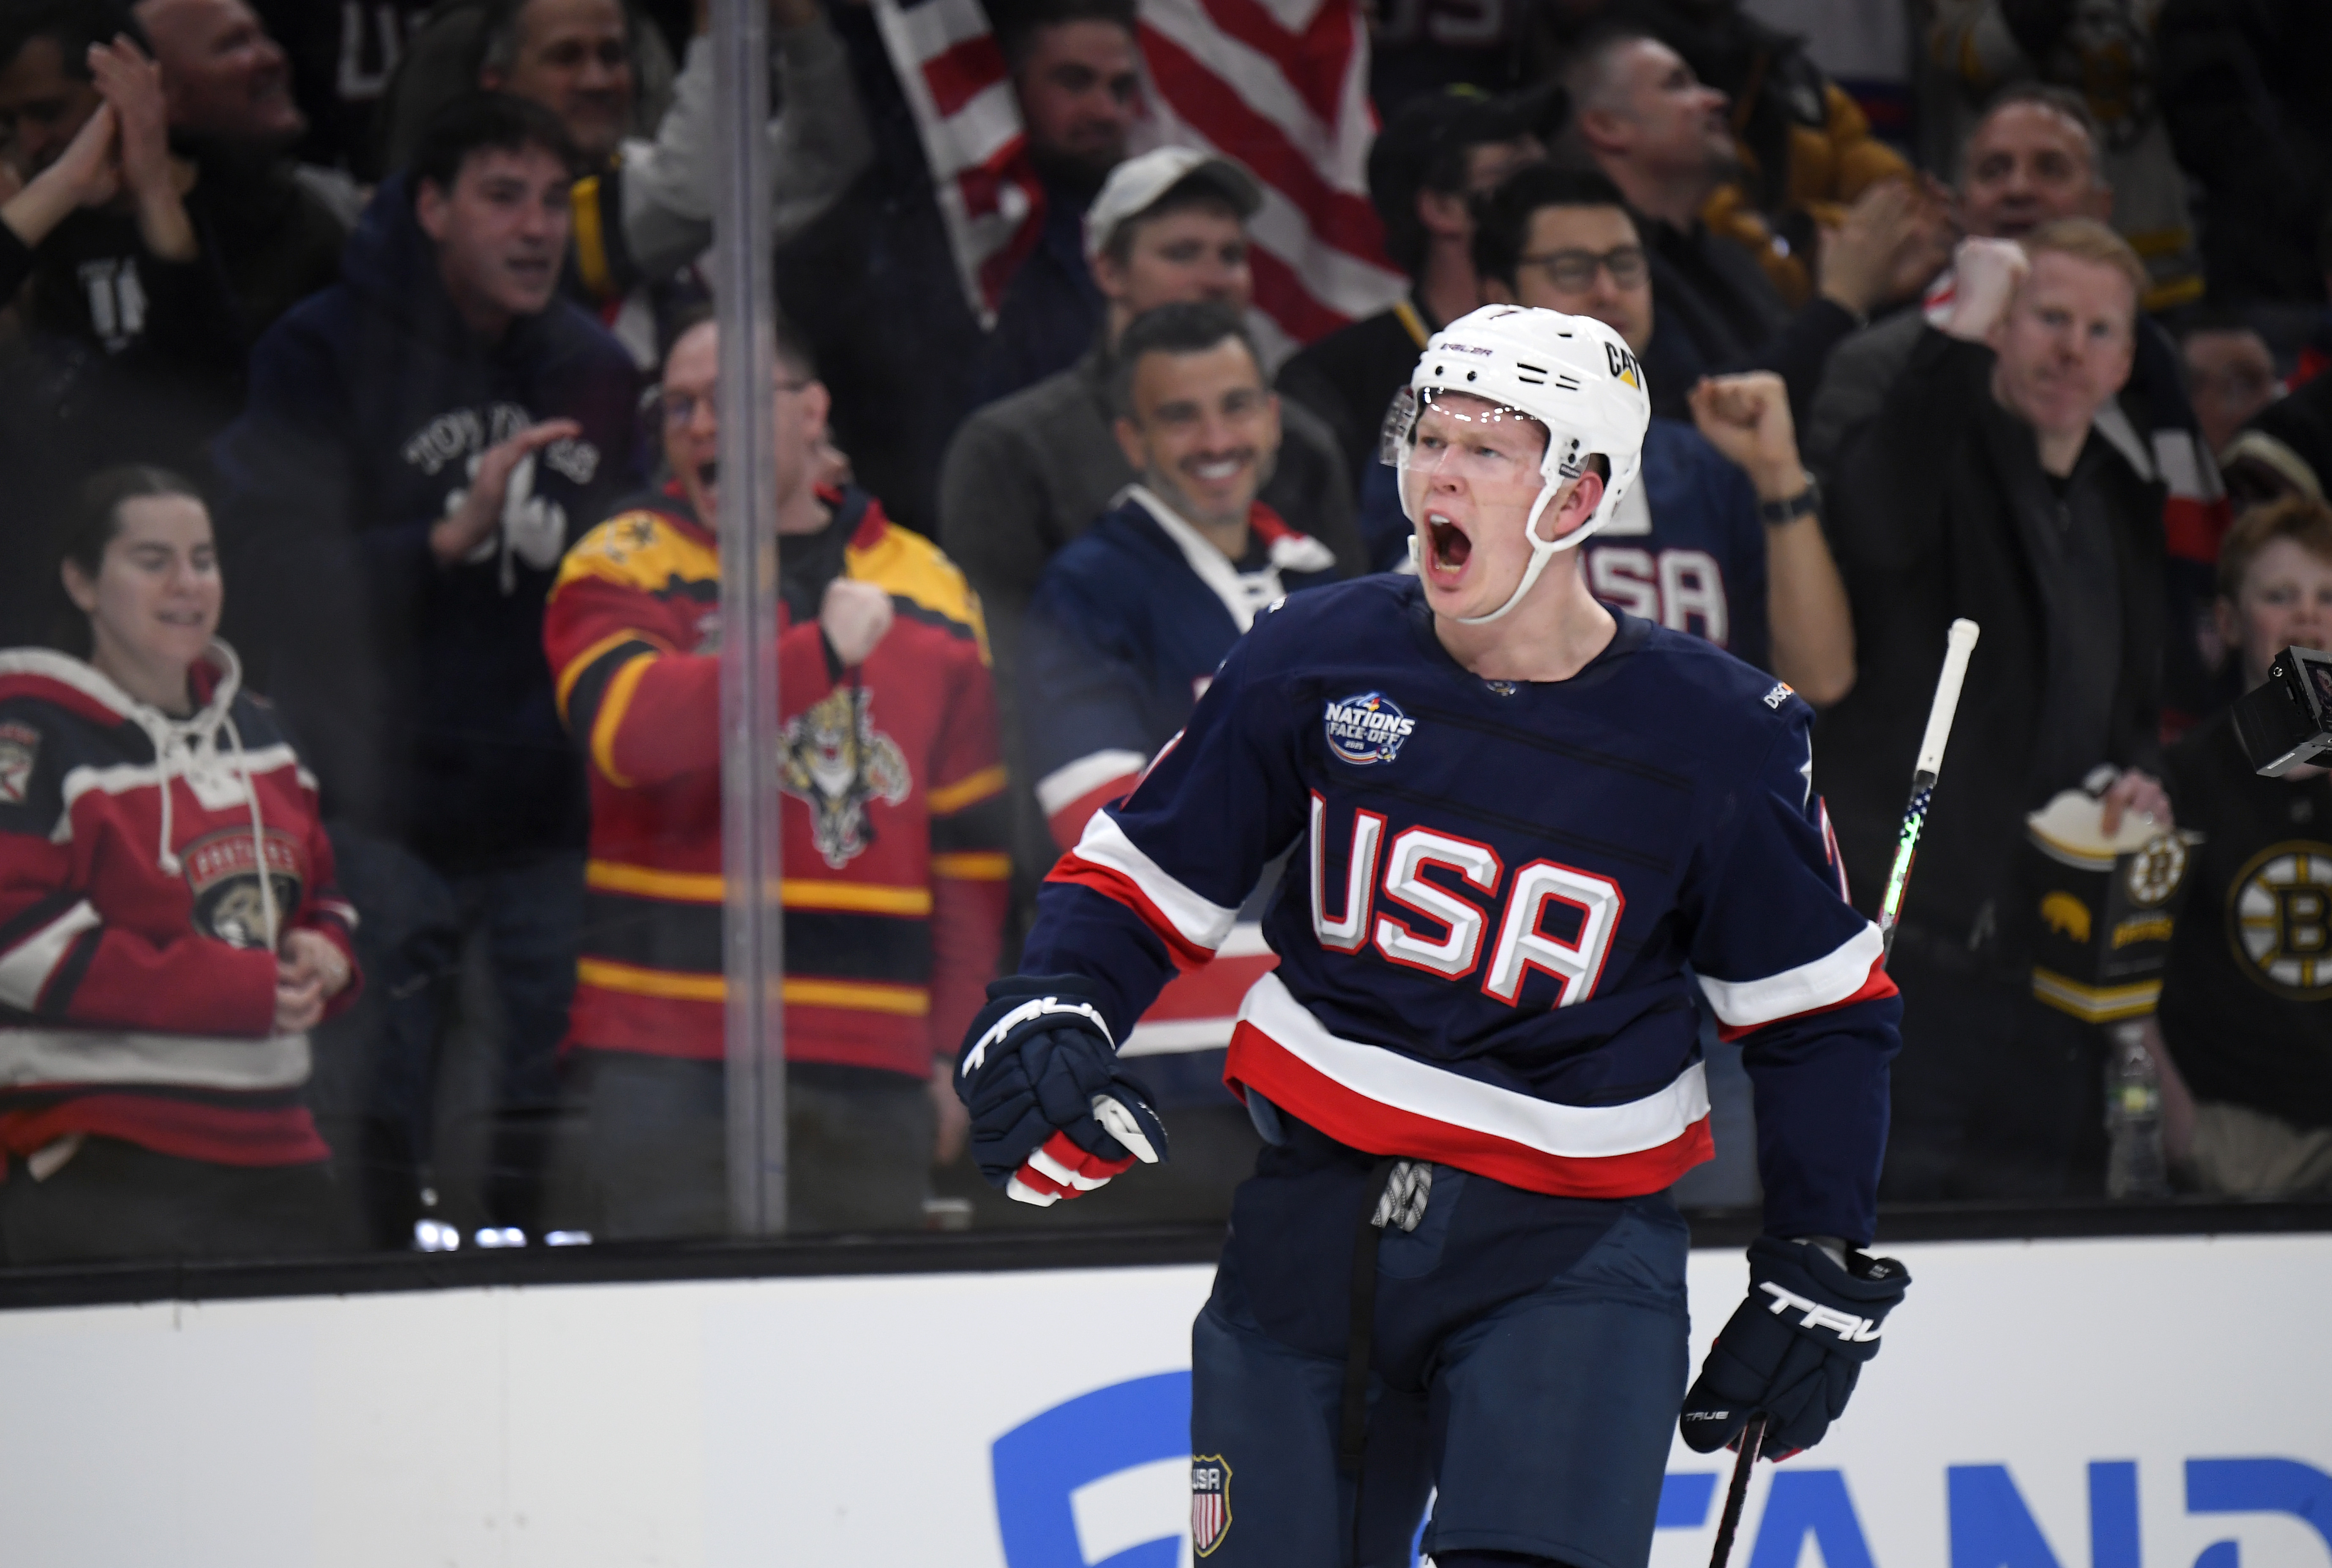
1696;924;1891;1044
1227;971;1714;1198
1050;809;1241;969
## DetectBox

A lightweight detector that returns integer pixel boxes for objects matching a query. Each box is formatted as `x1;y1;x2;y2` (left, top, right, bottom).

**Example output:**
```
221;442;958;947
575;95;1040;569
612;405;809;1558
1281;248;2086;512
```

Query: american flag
870;0;1048;329
1135;0;1403;359
871;0;1404;355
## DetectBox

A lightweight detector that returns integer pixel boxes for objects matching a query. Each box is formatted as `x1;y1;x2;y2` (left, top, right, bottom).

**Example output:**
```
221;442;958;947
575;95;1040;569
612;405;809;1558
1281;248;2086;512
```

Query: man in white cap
952;302;1911;1565
938;145;1364;938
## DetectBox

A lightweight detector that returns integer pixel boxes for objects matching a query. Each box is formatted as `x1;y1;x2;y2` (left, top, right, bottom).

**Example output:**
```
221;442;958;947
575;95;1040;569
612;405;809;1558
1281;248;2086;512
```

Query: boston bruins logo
2229;841;2332;999
780;686;910;869
181;828;305;949
2125;833;2188;907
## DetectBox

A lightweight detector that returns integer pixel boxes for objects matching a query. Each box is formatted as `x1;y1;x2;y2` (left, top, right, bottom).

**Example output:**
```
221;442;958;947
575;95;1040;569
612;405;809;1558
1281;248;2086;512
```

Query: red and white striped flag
870;0;1048;329
874;0;1402;354
1135;0;1404;359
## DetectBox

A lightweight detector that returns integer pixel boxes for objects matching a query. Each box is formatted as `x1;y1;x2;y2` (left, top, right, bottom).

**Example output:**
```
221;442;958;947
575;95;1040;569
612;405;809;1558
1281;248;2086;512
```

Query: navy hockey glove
955;975;1168;1206
1680;1237;1910;1459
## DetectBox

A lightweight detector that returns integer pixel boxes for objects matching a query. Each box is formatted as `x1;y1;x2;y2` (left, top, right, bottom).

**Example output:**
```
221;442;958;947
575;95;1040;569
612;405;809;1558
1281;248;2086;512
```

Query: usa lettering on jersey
1309;793;1624;1007
1588;546;1729;646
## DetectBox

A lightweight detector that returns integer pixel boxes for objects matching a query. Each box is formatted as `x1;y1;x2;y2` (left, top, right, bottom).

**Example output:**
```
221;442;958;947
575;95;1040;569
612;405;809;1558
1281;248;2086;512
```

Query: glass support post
711;0;786;1234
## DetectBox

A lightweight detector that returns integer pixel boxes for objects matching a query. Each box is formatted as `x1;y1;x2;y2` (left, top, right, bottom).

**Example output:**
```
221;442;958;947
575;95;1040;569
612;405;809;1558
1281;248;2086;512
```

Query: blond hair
2219;494;2332;601
2019;218;2149;317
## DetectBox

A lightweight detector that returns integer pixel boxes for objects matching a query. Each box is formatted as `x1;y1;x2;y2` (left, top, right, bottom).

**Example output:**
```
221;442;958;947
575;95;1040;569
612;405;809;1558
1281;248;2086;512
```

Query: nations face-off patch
1191;1455;1232;1557
1324;693;1416;766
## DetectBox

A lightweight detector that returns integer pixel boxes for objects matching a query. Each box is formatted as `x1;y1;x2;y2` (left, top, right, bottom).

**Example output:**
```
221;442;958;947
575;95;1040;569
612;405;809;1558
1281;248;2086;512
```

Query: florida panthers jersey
1023;575;1901;1242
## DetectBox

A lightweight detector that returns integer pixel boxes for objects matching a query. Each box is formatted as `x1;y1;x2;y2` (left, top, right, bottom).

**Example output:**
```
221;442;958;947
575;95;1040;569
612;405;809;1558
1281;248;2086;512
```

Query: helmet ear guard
1386;307;1648;626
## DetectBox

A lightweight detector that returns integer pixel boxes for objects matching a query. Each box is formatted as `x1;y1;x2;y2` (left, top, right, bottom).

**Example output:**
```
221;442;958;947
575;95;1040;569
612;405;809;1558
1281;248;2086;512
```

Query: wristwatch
1759;473;1822;527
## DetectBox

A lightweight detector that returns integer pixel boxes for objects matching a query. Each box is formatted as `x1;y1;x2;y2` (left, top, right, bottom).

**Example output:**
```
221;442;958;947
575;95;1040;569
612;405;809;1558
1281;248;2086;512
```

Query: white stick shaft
1913;619;1981;774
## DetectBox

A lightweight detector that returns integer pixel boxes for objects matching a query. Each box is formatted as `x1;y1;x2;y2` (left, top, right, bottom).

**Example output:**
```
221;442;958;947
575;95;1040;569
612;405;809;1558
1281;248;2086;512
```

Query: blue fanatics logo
1324;692;1416;765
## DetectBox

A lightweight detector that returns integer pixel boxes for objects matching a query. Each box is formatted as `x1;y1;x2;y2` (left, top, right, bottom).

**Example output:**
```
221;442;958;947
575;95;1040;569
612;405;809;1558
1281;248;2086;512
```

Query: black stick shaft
1707;1414;1767;1568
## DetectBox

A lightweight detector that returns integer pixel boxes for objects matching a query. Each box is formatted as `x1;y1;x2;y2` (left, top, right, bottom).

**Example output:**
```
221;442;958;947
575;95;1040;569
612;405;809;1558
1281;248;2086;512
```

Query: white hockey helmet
1384;304;1652;624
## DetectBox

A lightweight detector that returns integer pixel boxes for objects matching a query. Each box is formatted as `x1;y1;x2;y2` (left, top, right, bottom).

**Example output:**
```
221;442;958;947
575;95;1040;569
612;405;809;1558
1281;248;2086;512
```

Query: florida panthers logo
181;829;305;949
780;686;911;868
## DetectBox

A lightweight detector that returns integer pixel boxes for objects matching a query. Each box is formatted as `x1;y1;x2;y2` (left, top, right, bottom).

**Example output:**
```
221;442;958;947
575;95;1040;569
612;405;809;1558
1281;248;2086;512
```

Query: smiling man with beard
1014;302;1338;1219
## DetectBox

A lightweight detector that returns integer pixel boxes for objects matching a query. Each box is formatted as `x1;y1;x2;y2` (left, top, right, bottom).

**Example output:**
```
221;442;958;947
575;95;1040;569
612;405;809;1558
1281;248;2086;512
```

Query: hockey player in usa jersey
956;305;1910;1568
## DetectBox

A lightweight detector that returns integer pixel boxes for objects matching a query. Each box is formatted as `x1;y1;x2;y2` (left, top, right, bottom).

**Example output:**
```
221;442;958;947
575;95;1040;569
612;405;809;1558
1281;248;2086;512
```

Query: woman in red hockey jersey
0;466;360;1264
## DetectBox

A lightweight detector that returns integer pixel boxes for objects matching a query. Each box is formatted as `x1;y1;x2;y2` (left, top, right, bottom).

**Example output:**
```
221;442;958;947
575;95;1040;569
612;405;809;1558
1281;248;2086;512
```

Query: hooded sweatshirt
210;172;643;869
0;642;359;1168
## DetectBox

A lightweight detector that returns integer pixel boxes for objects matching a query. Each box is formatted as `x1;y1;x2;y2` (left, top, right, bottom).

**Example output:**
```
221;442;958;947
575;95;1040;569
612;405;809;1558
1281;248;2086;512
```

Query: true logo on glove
1759;1281;1882;1342
962;997;1115;1076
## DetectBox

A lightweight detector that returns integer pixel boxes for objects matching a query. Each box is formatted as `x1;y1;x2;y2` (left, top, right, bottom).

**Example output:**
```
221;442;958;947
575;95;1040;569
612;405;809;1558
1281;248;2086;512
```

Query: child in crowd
2155;495;2332;1196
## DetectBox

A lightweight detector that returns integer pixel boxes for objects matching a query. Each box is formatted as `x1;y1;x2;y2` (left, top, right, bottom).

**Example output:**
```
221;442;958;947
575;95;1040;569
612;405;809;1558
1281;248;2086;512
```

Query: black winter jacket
1814;329;2166;962
211;174;643;869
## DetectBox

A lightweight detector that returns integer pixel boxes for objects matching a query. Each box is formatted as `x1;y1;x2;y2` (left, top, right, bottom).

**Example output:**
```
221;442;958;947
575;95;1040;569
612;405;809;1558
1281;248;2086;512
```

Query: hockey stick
1707;621;1980;1568
1707;1415;1766;1568
1875;618;1981;959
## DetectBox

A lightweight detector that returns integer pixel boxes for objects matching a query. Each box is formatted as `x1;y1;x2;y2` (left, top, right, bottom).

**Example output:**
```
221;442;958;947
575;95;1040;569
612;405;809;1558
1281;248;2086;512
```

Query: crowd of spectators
0;0;2327;1266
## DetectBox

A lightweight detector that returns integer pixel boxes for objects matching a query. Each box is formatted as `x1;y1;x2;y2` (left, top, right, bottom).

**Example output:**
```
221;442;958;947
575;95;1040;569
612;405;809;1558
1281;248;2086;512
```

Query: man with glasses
1473;164;1852;706
545;313;1006;1236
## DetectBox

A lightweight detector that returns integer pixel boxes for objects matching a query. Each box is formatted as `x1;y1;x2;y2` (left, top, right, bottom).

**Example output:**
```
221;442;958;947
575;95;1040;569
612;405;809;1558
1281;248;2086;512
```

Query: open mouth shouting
1424;510;1473;578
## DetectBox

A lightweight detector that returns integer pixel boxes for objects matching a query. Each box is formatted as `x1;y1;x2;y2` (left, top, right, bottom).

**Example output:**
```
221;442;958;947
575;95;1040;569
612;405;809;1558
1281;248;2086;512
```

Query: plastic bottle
2104;1021;2170;1199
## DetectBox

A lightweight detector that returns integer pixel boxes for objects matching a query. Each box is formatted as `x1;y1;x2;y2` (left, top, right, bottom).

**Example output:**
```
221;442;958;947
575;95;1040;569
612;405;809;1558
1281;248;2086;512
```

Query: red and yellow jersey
544;485;1007;1077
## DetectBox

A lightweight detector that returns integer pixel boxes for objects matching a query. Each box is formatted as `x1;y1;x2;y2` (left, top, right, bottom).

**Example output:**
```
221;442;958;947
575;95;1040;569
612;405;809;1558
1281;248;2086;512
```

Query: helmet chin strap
1405;468;1606;626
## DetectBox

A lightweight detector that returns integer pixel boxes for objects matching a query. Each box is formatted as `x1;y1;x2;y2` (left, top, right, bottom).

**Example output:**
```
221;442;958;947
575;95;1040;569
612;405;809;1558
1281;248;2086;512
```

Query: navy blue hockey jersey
1583;417;1769;671
1023;576;1901;1243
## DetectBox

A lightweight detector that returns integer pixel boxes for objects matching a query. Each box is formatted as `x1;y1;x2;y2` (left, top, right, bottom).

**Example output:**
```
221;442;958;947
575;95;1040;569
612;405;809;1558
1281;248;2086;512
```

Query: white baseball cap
1083;147;1263;264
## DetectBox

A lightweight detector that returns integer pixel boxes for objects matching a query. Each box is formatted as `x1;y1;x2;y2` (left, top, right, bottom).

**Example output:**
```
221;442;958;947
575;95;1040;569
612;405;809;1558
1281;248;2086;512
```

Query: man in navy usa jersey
956;302;1911;1567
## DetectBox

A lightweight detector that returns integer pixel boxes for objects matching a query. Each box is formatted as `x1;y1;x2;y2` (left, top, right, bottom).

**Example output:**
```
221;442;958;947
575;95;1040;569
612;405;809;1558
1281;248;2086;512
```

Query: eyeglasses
657;381;813;425
1516;245;1648;291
